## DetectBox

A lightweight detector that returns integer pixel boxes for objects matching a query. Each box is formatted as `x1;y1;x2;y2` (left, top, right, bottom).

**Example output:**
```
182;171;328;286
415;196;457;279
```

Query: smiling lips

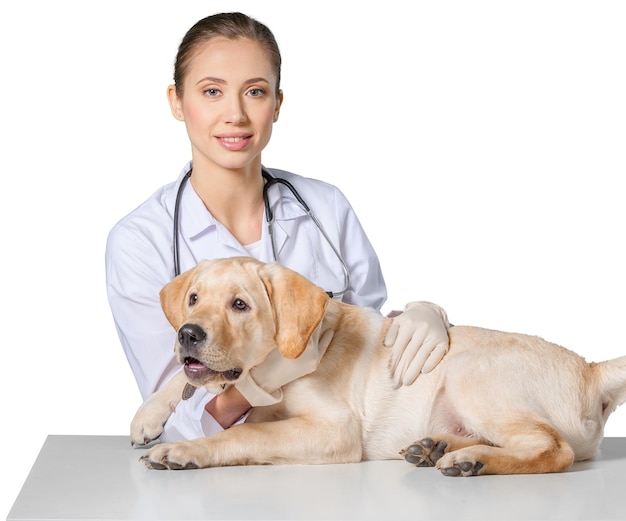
217;134;251;151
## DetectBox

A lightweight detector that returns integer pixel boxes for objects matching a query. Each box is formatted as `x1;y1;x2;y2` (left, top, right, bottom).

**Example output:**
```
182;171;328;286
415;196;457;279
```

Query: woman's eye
203;88;221;97
188;293;198;306
247;88;265;97
232;298;249;311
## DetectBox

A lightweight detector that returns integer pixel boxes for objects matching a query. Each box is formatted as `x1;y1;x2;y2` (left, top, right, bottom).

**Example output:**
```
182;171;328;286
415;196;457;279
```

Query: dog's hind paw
438;459;484;477
401;438;448;467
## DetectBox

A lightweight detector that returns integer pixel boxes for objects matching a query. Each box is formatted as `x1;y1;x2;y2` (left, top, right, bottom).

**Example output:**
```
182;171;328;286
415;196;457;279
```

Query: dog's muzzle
177;323;242;383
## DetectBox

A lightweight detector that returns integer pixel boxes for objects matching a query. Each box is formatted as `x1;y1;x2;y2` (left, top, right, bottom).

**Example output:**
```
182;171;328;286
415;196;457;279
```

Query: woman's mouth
216;135;251;151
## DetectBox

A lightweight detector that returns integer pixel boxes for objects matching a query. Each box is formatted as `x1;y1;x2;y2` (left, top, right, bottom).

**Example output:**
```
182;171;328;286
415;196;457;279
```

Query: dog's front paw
130;397;174;447
131;417;165;447
139;441;201;470
401;438;448;467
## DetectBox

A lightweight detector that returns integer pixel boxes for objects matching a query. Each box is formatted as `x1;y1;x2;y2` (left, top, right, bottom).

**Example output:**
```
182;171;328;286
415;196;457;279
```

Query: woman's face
169;37;282;173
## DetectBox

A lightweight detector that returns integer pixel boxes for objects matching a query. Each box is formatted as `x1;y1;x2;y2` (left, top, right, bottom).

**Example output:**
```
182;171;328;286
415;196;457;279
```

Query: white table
7;435;626;520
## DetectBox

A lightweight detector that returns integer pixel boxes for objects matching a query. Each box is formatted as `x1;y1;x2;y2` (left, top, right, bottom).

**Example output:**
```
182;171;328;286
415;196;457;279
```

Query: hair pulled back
173;12;282;97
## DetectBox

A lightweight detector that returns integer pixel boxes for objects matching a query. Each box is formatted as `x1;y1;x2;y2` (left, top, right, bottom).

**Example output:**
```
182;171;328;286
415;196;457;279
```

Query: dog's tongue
184;358;214;380
183;356;207;370
183;358;241;382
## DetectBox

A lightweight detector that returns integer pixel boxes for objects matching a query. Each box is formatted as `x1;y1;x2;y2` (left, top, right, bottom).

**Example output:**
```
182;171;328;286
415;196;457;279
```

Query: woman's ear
273;89;284;122
167;84;184;121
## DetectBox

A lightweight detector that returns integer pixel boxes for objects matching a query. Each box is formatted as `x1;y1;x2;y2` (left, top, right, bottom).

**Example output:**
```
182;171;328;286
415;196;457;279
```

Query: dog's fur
131;257;626;476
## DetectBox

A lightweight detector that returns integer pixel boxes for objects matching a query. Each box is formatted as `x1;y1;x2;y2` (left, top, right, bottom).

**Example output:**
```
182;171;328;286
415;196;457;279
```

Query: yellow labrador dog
131;257;626;476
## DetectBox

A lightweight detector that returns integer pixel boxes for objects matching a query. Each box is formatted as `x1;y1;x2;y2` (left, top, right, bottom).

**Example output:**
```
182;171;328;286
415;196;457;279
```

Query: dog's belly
357;333;481;461
360;325;605;461
359;367;443;460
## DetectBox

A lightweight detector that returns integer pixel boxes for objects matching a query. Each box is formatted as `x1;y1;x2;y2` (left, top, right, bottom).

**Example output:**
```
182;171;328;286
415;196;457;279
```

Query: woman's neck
190;161;265;246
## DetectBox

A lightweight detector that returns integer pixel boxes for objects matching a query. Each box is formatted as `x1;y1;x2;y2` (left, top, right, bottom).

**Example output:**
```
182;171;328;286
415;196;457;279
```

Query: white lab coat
106;162;387;440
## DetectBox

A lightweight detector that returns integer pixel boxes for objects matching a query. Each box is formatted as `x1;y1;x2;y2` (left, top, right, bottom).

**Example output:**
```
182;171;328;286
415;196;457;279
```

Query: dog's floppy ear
160;263;201;330
260;262;330;359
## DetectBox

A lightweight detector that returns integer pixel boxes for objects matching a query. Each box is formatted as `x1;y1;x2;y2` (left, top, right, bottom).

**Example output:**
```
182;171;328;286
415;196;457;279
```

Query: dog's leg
130;371;188;446
411;420;575;477
139;416;362;469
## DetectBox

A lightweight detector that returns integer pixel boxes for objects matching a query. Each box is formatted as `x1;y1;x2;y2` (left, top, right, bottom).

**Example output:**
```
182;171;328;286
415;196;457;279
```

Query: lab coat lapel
265;199;307;259
177;179;245;264
266;218;288;259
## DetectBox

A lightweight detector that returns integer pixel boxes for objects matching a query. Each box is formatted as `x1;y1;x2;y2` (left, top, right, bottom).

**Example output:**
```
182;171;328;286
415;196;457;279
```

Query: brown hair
173;12;282;97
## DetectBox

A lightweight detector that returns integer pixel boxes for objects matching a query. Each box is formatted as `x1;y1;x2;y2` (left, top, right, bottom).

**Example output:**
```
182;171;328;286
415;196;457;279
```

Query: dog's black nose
178;323;206;349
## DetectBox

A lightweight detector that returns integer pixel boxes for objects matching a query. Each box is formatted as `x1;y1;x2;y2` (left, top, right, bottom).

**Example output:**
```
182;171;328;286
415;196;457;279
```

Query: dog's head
159;257;330;393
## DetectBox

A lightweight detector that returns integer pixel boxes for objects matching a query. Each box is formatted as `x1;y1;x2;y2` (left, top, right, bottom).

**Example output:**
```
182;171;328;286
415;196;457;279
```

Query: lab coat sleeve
105;223;178;399
332;186;387;311
105;222;223;441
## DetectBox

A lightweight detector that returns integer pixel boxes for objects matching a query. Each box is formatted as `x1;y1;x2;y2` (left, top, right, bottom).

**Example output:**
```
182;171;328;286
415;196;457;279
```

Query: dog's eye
188;293;198;307
232;298;249;311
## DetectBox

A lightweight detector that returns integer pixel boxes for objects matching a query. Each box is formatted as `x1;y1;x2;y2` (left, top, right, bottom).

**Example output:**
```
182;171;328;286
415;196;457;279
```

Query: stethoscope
173;167;350;298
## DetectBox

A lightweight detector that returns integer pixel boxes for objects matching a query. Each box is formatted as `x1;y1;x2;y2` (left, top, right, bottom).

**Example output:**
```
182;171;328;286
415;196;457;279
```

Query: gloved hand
384;301;451;387
235;327;335;406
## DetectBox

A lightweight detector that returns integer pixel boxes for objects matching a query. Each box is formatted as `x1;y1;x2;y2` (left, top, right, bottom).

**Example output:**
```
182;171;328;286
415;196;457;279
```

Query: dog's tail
593;355;626;419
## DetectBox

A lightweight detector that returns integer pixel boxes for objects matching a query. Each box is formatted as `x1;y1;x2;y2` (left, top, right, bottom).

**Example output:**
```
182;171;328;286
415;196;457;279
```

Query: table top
7;435;626;520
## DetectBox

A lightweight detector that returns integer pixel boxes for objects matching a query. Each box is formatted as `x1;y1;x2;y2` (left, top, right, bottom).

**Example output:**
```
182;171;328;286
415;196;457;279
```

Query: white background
2;0;625;516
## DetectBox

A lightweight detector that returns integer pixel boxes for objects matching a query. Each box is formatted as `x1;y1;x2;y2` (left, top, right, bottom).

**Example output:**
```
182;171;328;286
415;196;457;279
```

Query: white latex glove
384;301;451;387
235;327;335;406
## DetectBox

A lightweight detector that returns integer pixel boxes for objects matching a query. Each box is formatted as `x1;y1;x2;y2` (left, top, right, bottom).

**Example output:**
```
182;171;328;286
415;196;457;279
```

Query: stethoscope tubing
173;171;191;277
173;167;350;297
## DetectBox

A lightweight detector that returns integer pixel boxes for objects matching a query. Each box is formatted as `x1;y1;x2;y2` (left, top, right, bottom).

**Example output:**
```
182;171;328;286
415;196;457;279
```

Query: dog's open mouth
183;357;242;382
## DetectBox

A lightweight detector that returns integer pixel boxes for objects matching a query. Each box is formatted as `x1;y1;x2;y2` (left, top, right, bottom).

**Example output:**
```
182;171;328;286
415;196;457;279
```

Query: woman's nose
224;95;247;124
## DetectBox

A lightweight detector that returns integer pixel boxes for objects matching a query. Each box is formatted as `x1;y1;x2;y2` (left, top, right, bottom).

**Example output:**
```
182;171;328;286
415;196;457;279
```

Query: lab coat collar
174;163;309;256
261;172;310;258
179;176;218;241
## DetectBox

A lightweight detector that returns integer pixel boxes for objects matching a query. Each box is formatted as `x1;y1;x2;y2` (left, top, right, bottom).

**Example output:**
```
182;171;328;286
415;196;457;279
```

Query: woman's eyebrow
244;77;271;85
194;76;271;86
195;76;225;86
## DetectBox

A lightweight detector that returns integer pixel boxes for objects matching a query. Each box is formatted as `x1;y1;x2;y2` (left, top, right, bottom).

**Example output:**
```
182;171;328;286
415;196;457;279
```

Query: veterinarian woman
106;12;451;441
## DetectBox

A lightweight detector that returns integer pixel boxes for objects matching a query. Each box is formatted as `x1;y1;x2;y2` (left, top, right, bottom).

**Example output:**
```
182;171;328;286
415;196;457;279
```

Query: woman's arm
204;387;251;429
106;224;180;400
